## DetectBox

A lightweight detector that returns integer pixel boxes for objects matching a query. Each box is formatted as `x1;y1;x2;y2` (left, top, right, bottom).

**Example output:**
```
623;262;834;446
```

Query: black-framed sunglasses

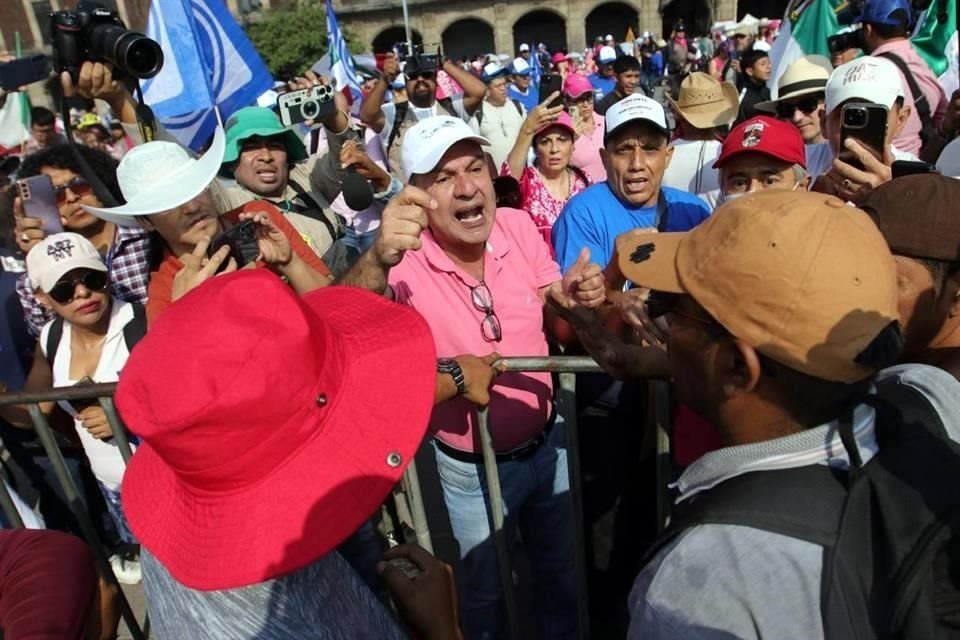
470;282;502;343
407;71;436;81
53;176;92;205
48;270;108;304
775;95;822;119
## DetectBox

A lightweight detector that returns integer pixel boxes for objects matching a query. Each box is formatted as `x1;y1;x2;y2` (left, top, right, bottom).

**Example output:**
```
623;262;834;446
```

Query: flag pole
401;0;412;50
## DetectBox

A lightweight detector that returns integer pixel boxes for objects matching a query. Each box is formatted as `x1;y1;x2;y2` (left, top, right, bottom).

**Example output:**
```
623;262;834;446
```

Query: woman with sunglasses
563;74;607;183
0;232;143;583
13;145;150;339
502;94;591;251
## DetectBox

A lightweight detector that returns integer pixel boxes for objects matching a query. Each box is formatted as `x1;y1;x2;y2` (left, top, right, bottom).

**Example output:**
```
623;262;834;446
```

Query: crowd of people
1;0;960;637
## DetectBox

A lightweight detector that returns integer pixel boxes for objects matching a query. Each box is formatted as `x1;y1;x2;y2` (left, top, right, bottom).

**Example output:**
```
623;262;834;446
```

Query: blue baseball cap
852;0;912;27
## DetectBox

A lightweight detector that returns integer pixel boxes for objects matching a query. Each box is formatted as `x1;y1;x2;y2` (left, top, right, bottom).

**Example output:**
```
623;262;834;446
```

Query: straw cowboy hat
755;55;832;113
667;72;739;129
118;269;437;590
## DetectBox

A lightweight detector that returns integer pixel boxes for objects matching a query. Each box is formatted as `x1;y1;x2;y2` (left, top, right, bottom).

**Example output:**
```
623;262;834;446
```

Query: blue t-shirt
552;183;711;271
508;83;539;113
649;51;665;77
589;73;617;100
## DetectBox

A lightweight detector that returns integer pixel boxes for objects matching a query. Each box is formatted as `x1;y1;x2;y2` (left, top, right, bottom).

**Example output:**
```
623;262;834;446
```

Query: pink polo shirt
872;39;947;156
389;208;562;452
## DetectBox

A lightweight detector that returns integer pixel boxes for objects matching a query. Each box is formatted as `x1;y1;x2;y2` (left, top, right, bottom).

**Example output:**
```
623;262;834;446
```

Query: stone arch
371;26;423;54
442;17;496;61
585;2;640;45
513;9;567;55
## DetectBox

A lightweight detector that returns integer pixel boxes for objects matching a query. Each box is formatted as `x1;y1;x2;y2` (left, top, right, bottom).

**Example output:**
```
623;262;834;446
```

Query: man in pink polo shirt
341;115;605;639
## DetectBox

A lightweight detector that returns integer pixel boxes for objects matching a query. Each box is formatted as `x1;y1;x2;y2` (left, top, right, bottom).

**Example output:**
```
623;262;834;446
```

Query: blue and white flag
529;43;543;88
326;0;362;104
142;0;273;150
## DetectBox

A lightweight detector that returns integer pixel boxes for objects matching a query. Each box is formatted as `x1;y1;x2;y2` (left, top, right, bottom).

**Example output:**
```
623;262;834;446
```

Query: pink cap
552;51;571;65
563;73;593;99
534;111;576;139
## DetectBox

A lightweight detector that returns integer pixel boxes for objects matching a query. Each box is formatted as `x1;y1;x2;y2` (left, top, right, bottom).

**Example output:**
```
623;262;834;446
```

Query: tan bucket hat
667;72;739;130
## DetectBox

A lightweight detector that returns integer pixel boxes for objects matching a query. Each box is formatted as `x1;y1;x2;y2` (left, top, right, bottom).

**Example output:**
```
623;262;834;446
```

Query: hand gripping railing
0;383;146;640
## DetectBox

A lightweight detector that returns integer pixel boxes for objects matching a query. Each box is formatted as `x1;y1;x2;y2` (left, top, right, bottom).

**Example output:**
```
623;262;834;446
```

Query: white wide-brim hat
82;124;226;227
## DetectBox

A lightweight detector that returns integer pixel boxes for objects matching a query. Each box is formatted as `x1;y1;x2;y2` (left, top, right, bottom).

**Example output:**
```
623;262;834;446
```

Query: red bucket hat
118;270;437;590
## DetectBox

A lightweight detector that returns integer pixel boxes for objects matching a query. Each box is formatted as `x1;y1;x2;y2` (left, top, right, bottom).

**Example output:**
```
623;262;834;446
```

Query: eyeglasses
775;96;822;119
48;270;108;304
647;291;725;335
470;282;502;342
407;71;436;81
53;177;93;205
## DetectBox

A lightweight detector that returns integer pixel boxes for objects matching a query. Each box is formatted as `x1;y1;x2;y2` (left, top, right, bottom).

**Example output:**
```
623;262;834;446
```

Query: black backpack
647;369;960;639
386;96;457;153
474;98;524;127
44;303;147;366
877;52;939;149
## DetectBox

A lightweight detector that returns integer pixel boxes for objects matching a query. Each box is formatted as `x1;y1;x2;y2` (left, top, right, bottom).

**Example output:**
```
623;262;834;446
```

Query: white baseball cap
605;34;615;42
482;62;508;82
400;116;490;182
26;232;107;293
825;56;905;115
511;57;532;76
604;93;670;144
519;43;530;52
598;46;618;64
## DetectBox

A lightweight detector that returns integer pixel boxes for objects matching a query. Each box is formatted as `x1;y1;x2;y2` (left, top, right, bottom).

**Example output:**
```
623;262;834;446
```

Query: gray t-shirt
142;549;408;639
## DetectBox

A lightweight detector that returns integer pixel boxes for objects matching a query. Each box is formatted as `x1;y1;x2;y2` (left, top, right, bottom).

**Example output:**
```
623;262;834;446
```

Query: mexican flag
769;0;959;98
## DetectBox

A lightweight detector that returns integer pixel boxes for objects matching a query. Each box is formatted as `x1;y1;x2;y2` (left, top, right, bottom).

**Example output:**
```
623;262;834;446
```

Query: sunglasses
647;291;726;335
470;282;502;343
49;270;108;304
408;71;436;81
775;96;822;119
53;176;93;205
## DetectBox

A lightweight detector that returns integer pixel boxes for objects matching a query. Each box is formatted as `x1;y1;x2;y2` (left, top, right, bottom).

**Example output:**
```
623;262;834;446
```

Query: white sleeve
452;95;469;122
379;102;397;149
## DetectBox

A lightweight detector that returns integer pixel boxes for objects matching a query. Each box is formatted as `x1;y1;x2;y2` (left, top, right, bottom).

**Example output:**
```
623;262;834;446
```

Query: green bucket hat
220;106;308;178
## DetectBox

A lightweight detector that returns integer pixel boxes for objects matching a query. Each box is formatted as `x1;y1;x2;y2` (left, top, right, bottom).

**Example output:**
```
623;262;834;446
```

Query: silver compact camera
277;84;336;127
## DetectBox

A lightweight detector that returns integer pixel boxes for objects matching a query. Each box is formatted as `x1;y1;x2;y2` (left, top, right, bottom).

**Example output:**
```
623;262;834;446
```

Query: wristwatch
437;358;466;396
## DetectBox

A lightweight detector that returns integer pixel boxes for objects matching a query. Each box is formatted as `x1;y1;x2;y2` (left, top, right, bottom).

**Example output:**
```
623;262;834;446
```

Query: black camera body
401;43;441;74
208;220;260;272
50;0;163;80
827;28;865;54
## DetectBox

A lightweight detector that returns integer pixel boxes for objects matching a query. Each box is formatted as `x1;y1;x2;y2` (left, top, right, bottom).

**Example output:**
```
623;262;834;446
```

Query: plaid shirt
17;226;150;337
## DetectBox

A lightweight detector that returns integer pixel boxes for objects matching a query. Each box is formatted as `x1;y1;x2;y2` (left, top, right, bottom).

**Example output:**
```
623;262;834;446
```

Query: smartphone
208;220;259;273
0;55;51;91
17;175;63;234
839;102;888;171
891;160;937;180
538;73;563;108
68;376;100;415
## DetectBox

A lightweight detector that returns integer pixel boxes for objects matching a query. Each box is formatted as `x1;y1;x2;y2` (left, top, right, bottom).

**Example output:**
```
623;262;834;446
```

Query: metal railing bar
476;406;521;639
0;478;25;529
98;397;134;465
495;357;604;373
0;383;118;405
402;460;434;554
26;404;145;640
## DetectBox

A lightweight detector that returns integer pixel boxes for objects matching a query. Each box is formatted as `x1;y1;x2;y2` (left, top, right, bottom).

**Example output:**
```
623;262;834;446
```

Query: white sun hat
81;124;226;227
400;116;489;183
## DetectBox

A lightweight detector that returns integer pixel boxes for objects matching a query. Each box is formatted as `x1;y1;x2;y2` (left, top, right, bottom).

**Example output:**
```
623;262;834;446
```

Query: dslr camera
400;43;441;74
277;83;336;127
50;0;163;80
827;28;864;54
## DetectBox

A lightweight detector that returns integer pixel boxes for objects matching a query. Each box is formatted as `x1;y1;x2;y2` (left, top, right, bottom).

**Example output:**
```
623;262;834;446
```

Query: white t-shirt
470;99;527;170
806;142;918;181
662;139;723;210
40;299;137;490
753;40;772;52
378;96;469;150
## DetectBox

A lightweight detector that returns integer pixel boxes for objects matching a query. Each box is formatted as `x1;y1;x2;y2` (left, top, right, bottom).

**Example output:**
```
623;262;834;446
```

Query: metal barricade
0;383;146;640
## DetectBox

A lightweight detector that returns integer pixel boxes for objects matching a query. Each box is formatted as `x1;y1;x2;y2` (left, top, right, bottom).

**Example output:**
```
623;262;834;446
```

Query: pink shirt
872;39;947;156
501;163;590;252
571;112;607;183
389;208;562;452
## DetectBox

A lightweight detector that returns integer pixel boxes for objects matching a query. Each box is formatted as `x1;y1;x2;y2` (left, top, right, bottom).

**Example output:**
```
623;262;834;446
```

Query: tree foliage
246;3;363;80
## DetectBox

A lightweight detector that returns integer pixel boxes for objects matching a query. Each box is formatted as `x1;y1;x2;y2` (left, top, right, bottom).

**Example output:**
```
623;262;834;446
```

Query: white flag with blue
143;0;273;150
528;43;542;103
326;0;363;104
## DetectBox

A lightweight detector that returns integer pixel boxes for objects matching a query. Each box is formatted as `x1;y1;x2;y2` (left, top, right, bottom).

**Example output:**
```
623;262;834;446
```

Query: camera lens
89;23;163;79
844;108;867;127
302;100;320;119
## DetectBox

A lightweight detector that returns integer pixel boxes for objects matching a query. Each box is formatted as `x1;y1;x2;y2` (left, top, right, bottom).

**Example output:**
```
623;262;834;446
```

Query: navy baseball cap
847;0;912;27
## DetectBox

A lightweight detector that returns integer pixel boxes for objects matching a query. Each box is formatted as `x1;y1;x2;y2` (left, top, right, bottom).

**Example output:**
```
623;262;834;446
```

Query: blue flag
325;0;362;103
142;0;273;150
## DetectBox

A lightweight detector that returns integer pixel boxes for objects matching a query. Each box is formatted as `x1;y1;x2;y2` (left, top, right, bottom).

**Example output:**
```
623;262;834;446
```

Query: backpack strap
876;52;936;146
510;98;524;116
475;101;484;127
437;96;456;118
386;101;410;153
44;317;65;366
656;190;669;231
122;303;147;353
643;465;848;568
287;179;344;240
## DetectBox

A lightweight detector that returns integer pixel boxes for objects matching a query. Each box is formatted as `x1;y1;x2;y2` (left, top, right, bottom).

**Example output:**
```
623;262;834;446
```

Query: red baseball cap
713;116;806;169
118;270;437;590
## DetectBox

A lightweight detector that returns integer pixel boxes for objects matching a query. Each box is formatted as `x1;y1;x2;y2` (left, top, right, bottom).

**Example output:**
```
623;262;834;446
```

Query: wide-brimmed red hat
118;270;437;590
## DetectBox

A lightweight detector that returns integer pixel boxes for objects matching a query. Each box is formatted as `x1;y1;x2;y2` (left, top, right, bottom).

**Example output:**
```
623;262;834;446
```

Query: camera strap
132;80;158;143
59;99;119;208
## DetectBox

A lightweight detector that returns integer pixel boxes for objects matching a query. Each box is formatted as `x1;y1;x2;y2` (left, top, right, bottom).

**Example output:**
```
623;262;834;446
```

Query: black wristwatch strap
437;358;466;395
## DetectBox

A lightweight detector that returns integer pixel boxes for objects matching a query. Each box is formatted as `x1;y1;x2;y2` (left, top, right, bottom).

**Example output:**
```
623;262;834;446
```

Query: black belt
434;408;557;464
